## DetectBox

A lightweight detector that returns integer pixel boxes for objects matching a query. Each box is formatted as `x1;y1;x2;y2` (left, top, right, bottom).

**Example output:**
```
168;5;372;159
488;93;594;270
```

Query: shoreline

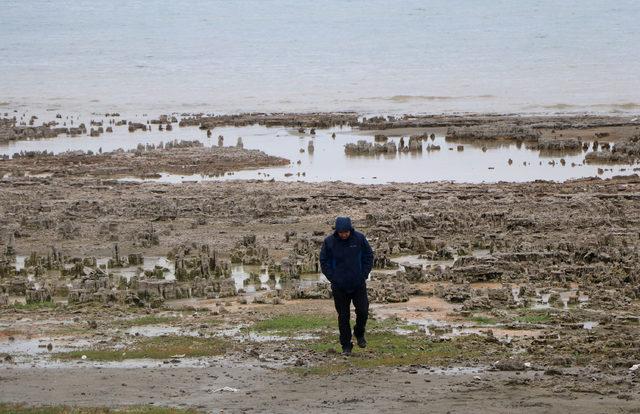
2;111;639;183
3;98;640;119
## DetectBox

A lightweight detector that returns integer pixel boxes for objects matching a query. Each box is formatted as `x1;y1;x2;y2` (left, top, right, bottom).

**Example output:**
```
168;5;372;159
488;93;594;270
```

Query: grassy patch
0;404;201;413
367;317;412;331
467;315;497;325
13;301;57;311
396;324;420;332
53;336;229;361
251;314;335;333
309;331;462;359
513;311;551;324
191;317;223;326
48;325;89;336
295;332;504;375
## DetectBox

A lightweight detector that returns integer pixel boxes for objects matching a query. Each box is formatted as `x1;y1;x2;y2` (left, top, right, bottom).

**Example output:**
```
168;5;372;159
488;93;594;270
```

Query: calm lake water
1;0;640;115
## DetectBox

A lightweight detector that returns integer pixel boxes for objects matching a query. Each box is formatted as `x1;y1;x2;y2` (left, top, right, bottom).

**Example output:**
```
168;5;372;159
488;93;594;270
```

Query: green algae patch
53;336;229;361
251;314;336;333
12;301;57;311
294;333;507;375
466;315;498;325
513;310;552;324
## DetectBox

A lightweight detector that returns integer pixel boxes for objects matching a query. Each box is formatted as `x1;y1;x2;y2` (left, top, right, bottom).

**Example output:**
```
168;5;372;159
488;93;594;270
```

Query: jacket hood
334;216;354;233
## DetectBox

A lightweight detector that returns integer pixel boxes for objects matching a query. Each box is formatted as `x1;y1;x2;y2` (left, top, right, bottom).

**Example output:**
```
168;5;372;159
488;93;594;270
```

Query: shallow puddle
142;256;176;281
416;366;487;375
208;325;318;343
124;326;195;337
0;337;92;356
11;353;289;370
96;255;175;282
231;264;277;292
13;255;27;272
373;294;546;342
246;332;319;342
232;264;324;294
530;288;588;310
391;255;455;272
391;249;491;272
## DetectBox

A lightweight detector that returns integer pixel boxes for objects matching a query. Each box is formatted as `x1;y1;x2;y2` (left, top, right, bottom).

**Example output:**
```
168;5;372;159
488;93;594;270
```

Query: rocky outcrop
289;236;322;274
357;113;635;130
367;271;411;303
127;122;147;132
0;118;70;143
179;112;357;130
68;267;112;304
286;280;332;299
190;276;236;298
529;138;582;151
26;286;52;304
434;283;472;303
585;135;640;164
230;234;269;265
136;279;184;300
2;141;290;178
344;140;396;155
402;263;425;282
446;125;541;142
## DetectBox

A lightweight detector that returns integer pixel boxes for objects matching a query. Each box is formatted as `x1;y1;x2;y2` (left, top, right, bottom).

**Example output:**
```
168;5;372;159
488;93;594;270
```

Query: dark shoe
356;336;367;348
341;345;353;356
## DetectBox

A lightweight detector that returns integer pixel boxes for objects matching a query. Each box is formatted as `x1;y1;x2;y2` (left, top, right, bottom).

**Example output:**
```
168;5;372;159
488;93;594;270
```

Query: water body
1;0;640;115
1;120;633;183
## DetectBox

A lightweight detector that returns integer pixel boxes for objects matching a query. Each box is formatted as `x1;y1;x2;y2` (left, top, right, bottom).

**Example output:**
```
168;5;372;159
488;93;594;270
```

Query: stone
367;271;410;303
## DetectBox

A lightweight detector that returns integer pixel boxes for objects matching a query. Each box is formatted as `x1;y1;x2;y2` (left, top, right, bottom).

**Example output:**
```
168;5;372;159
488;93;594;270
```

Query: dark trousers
332;284;369;349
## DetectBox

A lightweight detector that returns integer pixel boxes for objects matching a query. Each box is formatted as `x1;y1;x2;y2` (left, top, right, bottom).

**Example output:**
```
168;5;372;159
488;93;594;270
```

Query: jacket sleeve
319;239;334;281
361;236;374;279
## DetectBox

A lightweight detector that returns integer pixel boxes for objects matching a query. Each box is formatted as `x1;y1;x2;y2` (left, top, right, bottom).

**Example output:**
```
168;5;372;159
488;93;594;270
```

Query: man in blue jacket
320;216;374;355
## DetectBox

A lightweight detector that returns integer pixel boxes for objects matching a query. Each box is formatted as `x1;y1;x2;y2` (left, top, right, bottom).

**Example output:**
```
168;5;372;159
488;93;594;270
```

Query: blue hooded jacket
320;217;374;292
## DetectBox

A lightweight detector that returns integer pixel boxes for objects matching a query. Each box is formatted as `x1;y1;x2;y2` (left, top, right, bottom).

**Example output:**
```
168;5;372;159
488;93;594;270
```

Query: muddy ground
3;366;638;413
0;114;639;413
0;296;638;413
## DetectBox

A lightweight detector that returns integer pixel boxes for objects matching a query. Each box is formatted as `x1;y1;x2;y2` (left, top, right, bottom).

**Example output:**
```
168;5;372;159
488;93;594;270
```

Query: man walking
320;216;374;355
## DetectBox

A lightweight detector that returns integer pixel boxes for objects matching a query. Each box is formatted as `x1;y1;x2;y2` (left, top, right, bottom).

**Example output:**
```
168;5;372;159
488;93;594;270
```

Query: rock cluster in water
1;140;289;178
